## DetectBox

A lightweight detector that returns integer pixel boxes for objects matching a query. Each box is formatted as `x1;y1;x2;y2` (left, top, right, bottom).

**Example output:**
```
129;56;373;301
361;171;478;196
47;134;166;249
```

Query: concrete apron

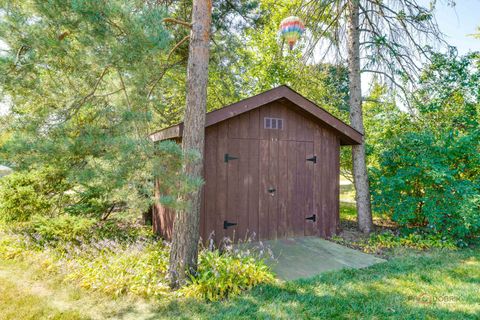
251;236;386;281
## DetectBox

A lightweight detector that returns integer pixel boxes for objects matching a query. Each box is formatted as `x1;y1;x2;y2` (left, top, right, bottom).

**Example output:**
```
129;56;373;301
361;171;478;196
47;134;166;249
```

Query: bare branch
163;17;192;29
167;35;190;60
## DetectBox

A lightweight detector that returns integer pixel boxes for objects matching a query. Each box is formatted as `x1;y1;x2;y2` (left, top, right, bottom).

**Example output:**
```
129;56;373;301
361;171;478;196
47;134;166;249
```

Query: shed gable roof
150;85;363;145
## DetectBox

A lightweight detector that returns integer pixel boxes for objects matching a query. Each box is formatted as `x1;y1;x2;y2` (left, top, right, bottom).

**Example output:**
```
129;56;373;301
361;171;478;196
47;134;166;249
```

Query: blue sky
428;0;480;54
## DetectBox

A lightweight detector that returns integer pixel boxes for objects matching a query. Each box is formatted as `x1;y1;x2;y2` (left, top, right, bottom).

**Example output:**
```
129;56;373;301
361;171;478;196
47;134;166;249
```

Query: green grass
1;248;479;319
0;262;84;320
154;249;480;319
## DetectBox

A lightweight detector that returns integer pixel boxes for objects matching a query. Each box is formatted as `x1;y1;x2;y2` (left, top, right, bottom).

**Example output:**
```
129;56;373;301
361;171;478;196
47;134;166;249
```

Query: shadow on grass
144;249;479;320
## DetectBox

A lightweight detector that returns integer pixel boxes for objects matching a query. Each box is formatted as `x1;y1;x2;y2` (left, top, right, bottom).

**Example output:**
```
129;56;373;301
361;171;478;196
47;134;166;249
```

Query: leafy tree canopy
370;50;480;244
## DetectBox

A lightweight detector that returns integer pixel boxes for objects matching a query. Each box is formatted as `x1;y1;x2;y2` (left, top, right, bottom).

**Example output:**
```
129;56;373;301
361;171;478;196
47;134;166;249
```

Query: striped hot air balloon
279;16;305;50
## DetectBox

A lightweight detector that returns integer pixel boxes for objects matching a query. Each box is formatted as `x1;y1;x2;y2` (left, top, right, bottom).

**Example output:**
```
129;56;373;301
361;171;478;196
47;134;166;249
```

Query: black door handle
306;214;316;222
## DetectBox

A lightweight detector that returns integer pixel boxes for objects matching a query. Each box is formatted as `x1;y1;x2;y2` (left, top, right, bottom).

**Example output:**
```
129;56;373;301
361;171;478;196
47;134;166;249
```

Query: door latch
306;214;316;222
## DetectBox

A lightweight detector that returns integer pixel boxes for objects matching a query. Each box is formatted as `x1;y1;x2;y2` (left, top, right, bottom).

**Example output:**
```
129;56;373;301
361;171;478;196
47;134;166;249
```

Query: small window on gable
265;118;270;129
264;117;284;130
271;118;277;129
277;119;283;129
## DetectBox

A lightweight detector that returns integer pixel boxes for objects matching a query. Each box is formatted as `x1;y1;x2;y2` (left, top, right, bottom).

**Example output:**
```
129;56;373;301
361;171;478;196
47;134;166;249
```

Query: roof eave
149;85;363;145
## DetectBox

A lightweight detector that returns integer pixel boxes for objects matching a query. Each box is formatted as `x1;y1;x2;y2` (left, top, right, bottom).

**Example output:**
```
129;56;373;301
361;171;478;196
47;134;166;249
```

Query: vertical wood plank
313;126;325;237
226;138;239;240
228;117;239;139
296;113;307;141
249;108;260;139
294;141;306;236
258;139;269;240
268;139;279;239
200;170;205;241
333;138;340;236
324;132;333;237
321;128;329;237
247;139;260;240
304;141;316;236
237;139;250;241
304;114;315;142
203;126;217;242
287;111;297;141
215;122;228;242
238;112;250;139
277;140;288;238
286;140;297;237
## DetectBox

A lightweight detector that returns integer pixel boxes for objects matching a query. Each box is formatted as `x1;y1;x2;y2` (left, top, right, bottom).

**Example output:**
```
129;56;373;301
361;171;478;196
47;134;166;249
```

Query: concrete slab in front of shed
258;237;386;281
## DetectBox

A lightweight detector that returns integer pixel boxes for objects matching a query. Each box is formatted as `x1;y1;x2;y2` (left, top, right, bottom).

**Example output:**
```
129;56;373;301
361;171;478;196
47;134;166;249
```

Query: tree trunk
168;0;212;289
346;0;374;234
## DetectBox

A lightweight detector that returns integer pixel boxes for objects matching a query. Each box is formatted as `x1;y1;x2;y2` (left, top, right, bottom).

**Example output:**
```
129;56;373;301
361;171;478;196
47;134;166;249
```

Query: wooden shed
150;85;362;243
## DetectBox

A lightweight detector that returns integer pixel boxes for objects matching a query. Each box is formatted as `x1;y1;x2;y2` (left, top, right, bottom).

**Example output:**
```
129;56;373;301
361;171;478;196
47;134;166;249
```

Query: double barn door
223;138;318;240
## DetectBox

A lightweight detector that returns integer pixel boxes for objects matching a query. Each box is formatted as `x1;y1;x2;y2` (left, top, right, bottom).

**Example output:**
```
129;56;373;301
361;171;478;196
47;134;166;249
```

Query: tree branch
163;17;192;29
167;35;190;60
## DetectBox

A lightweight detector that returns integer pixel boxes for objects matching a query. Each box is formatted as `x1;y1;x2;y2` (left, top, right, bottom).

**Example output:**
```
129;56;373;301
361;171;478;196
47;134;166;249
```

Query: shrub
370;52;480;246
371;130;480;245
28;215;97;244
64;240;171;298
11;214;155;247
0;167;68;222
182;248;275;301
0;173;51;222
366;231;457;252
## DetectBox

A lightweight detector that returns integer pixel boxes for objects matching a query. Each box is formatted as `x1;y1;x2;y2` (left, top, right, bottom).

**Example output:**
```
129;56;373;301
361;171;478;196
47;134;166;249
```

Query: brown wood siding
153;100;341;243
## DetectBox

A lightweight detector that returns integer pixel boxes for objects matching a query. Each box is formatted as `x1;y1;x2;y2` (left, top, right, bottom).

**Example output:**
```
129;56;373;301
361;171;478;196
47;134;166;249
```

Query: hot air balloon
279;16;305;50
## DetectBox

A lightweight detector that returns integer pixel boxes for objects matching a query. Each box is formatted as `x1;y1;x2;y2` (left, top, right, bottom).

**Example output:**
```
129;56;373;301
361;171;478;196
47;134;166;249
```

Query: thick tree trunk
346;0;374;234
168;0;212;289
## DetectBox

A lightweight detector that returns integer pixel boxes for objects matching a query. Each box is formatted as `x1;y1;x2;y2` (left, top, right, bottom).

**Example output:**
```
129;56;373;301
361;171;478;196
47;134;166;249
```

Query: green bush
0;169;60;222
28;215;97;244
182;249;275;301
370;52;480;245
12;214;155;247
371;130;480;245
366;232;457;251
65;241;171;298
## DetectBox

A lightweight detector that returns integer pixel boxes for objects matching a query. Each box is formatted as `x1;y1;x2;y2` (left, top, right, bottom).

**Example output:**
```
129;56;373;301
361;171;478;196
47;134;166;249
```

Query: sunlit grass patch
0;272;83;320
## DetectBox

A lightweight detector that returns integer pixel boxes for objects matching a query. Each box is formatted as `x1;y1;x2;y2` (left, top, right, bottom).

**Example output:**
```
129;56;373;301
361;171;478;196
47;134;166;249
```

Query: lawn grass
154;249;479;319
1;248;478;319
0;262;84;320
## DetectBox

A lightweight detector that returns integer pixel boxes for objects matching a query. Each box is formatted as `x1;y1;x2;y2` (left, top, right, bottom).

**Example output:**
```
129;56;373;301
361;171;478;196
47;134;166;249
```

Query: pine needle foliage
0;0;197;218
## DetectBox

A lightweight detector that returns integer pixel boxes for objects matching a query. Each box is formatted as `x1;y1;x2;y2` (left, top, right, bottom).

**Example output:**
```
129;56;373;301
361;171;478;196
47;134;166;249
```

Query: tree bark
168;0;212;289
346;0;374;234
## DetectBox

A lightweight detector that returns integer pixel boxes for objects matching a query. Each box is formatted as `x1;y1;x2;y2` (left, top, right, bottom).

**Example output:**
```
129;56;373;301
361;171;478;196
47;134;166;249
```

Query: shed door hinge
306;156;317;163
223;220;237;229
306;214;316;222
224;153;238;162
